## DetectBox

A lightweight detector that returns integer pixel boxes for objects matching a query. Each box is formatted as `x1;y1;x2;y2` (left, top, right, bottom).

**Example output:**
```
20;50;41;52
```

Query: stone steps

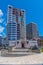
1;49;33;56
11;48;31;52
7;51;33;55
1;49;40;57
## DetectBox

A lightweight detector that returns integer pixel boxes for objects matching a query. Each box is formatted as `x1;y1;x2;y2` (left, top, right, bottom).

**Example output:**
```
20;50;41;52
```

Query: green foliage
40;48;43;52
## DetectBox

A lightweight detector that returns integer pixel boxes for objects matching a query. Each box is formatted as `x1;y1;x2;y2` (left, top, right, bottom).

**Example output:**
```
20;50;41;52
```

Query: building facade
37;36;43;47
0;36;2;47
26;22;39;40
7;5;27;48
7;6;17;47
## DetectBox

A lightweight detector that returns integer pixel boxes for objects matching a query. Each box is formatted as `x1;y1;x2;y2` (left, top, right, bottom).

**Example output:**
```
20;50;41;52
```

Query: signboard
29;40;38;47
9;41;16;47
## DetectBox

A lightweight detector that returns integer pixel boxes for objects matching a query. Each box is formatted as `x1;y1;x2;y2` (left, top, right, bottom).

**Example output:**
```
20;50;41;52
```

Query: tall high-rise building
7;6;17;47
14;9;21;40
26;22;39;40
7;5;27;48
20;10;26;40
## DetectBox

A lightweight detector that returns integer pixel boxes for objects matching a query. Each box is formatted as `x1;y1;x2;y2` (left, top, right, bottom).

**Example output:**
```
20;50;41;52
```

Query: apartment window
27;41;28;44
17;41;19;44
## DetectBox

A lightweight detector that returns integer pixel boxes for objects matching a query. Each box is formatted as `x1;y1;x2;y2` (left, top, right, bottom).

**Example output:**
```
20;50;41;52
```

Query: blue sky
0;0;43;37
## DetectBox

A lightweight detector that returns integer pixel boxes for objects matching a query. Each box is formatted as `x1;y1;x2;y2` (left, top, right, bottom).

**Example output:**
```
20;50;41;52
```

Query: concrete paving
0;51;43;64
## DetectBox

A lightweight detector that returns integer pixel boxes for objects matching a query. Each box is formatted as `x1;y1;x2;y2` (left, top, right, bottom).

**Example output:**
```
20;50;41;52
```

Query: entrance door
22;43;24;48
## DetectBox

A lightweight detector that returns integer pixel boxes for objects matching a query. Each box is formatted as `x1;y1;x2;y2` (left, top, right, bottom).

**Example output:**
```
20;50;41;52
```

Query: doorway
22;43;24;48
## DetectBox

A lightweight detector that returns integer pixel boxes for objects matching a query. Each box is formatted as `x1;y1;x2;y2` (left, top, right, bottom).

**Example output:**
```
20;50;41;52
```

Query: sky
0;0;43;37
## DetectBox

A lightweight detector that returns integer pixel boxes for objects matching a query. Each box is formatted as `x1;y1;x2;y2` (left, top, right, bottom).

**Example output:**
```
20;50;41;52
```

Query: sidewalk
0;52;43;64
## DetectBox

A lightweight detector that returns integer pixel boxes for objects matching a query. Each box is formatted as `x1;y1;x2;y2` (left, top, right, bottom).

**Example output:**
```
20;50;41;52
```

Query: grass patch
40;48;43;52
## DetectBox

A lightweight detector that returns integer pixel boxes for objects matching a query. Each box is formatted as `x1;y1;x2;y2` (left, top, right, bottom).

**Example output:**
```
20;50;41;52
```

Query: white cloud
0;9;6;37
3;21;7;26
0;26;4;33
0;9;4;23
0;9;3;17
0;18;4;23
